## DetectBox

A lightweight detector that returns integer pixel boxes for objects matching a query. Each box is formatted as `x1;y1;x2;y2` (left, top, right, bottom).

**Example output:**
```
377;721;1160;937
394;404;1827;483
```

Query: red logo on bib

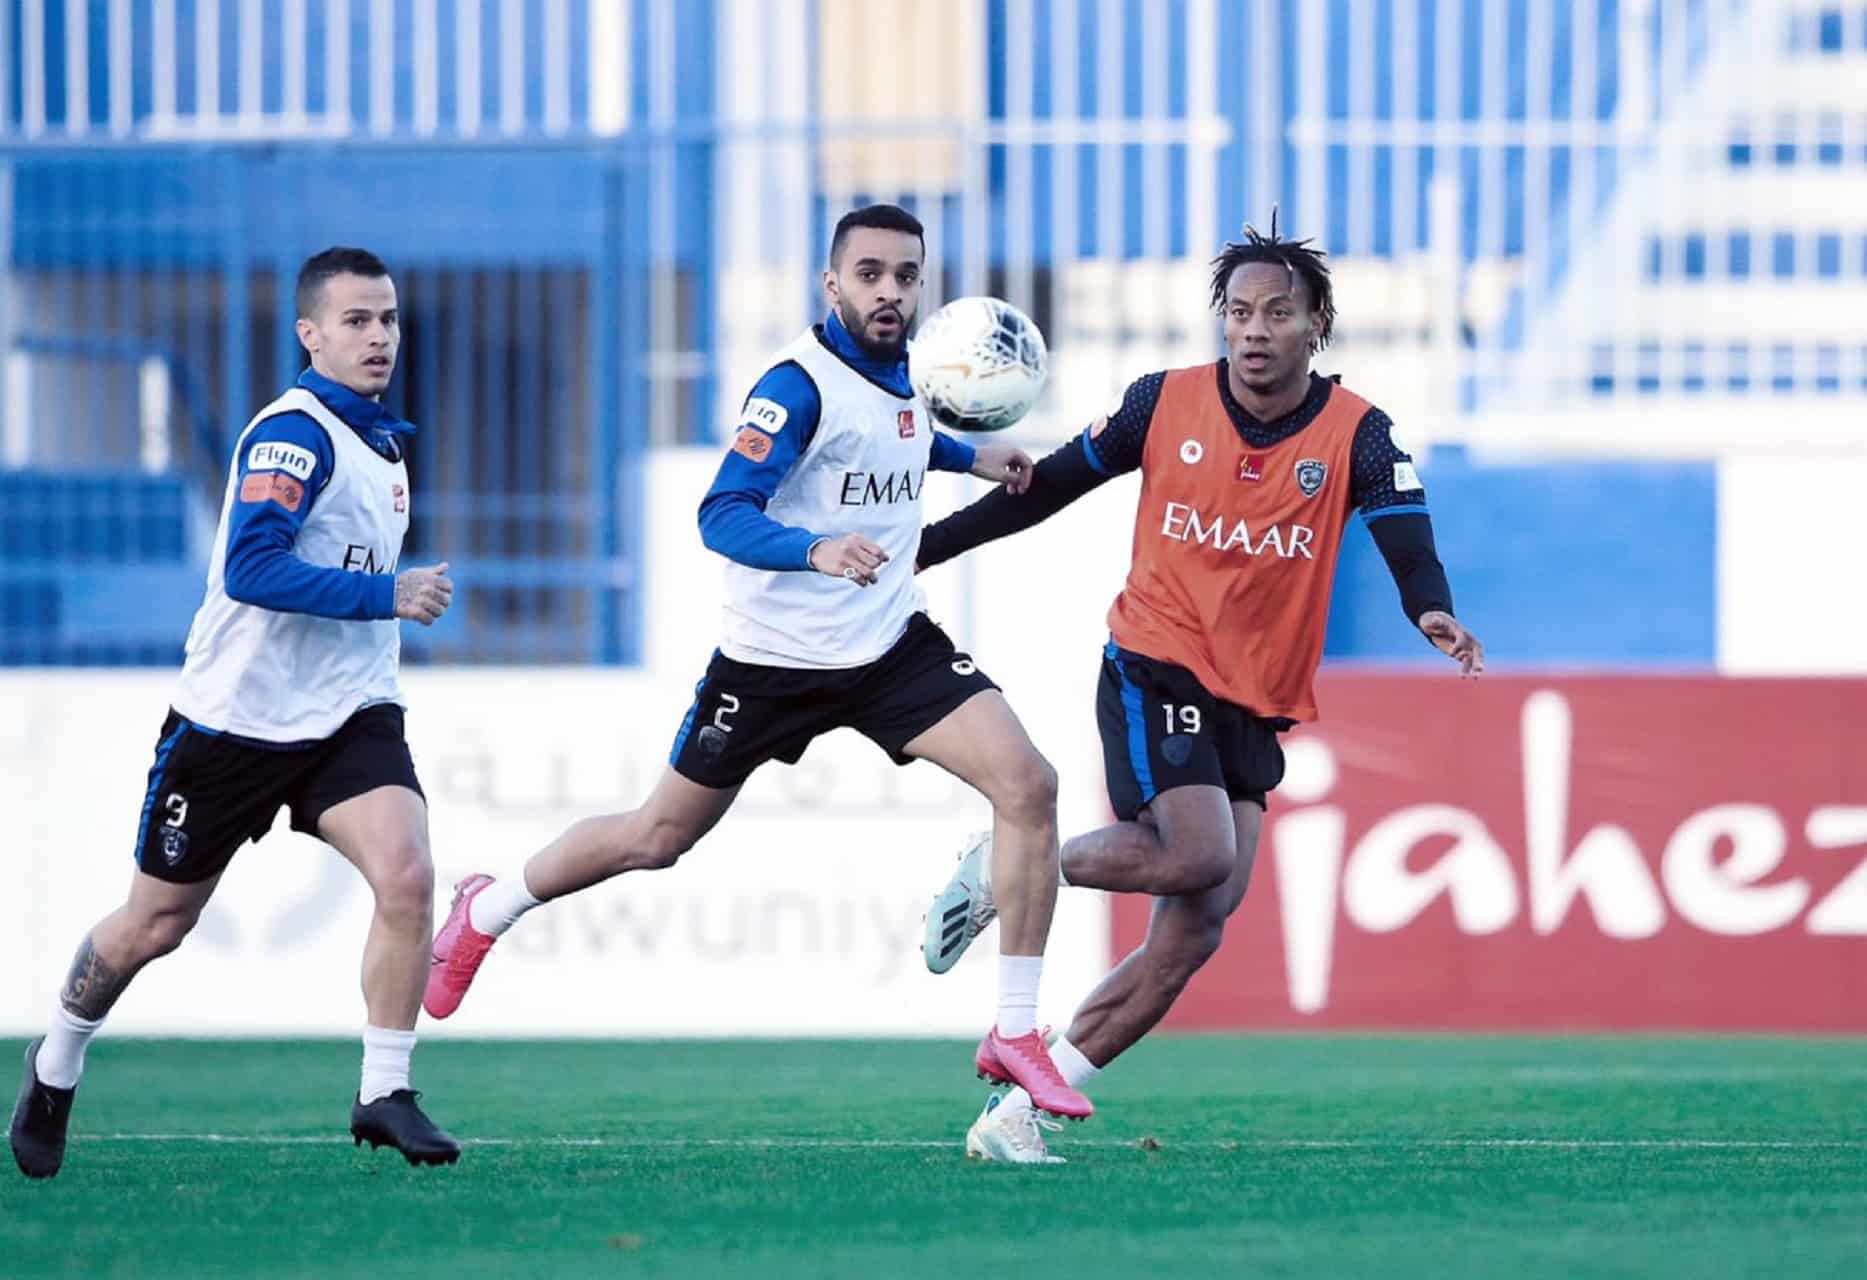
898;410;916;439
1238;454;1265;482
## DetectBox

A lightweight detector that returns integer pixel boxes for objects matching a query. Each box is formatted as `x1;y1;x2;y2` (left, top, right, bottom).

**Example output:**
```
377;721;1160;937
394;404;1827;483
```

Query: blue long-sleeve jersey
222;368;415;620
697;310;978;571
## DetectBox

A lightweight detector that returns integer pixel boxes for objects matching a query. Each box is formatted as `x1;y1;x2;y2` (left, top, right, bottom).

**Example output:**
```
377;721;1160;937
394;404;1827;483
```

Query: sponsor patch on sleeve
239;471;306;512
730;426;774;463
1393;461;1423;492
246;439;318;481
738;397;789;435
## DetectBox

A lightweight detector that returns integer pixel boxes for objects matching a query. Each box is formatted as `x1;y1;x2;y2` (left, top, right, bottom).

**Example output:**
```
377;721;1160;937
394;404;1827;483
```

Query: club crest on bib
1294;458;1328;498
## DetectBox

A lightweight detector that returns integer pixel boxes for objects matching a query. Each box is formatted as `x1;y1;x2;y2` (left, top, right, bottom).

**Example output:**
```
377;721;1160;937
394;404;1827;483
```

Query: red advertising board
1110;676;1867;1029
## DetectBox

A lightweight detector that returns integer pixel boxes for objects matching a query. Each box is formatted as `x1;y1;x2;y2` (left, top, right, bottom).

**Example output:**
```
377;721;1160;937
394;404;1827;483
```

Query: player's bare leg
1062;798;1260;1066
12;871;219;1178
924;785;1233;971
905;691;1059;955
520;769;740;898
904;690;1090;1119
972;798;1259;1150
1058;785;1238;896
318;786;436;1030
424;769;738;1019
317;784;458;1165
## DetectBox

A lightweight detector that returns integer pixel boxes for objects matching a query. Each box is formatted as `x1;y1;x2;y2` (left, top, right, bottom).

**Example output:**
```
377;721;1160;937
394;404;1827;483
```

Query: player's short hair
295;247;392;319
1208;211;1336;351
829;204;925;269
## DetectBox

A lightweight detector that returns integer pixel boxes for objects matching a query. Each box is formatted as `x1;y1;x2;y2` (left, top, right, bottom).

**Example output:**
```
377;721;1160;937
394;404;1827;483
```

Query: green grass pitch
3;1035;1863;1277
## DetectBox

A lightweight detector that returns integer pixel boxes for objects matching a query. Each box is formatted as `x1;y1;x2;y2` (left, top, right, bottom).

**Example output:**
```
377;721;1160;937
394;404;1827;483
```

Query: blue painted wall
1325;453;1718;666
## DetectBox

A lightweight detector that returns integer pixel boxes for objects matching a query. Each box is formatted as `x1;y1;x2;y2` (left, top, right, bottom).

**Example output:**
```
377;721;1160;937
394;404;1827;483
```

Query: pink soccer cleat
424;874;498;1020
975;1029;1094;1120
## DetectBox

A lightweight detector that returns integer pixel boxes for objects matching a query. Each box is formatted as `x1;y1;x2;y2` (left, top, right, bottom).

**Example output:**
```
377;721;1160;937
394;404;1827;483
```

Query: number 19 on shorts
1163;703;1202;734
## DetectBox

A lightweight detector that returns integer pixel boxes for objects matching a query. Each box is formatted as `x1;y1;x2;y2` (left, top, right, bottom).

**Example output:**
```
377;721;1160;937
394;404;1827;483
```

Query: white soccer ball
910;296;1049;432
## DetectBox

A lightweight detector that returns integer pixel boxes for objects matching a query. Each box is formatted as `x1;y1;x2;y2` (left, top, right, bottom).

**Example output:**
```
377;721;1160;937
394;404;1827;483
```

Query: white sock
468;873;541;938
359;1026;417;1104
998;1036;1100;1117
996;953;1043;1038
1050;1035;1103;1087
36;1005;104;1090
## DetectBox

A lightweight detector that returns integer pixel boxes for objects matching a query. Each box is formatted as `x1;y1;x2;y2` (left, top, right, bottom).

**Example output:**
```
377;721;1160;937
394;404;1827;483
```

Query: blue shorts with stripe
1096;642;1290;820
668;612;999;790
131;704;422;884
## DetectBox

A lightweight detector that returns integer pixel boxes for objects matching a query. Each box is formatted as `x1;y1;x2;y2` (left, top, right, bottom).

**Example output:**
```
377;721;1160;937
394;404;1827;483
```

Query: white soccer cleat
923;830;997;974
965;1093;1065;1165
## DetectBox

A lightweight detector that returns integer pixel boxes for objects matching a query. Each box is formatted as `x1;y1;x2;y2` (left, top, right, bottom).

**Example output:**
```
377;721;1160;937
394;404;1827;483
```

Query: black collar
1212;362;1336;449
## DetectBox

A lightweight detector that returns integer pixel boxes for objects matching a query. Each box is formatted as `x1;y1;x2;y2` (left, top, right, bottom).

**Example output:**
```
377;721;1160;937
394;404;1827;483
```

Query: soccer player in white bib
10;249;461;1178
425;205;1093;1123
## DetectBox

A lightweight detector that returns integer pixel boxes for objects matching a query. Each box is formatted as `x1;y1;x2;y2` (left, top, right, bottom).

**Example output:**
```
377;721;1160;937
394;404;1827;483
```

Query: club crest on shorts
1294;458;1328;498
160;826;190;866
1161;734;1196;767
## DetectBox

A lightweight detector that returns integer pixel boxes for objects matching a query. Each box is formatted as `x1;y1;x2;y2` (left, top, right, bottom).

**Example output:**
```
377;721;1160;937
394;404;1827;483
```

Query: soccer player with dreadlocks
913;217;1485;1163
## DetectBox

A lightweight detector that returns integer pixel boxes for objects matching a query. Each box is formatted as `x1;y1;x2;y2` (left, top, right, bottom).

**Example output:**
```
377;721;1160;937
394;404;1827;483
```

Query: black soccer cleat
349;1089;460;1166
11;1037;77;1180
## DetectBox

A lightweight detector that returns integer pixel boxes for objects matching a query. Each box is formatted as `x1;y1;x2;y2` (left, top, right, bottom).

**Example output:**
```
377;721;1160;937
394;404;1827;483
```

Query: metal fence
1;1;1861;664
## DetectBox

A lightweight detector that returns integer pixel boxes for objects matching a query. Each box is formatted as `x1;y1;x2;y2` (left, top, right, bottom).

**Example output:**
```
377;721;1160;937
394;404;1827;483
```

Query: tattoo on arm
60;935;131;1020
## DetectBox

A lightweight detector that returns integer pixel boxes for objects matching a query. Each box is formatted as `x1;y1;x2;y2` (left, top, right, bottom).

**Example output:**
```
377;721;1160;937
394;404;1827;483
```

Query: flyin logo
1159;501;1316;559
898;410;916;439
739;397;789;434
247;440;318;481
840;468;924;506
1239;454;1265;482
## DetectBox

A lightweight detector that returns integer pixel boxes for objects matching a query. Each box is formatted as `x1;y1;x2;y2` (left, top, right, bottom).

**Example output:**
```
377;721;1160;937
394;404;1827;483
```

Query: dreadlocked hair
1207;208;1336;352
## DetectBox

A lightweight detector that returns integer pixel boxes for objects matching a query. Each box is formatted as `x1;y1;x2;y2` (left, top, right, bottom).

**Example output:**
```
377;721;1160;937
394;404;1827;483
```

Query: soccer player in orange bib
916;219;1484;1163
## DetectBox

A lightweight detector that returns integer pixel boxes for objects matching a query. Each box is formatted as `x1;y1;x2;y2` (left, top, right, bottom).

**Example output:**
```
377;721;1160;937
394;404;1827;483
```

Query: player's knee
370;843;436;923
1154;915;1227;989
1176;846;1236;895
133;906;201;960
618;812;697;872
992;752;1059;830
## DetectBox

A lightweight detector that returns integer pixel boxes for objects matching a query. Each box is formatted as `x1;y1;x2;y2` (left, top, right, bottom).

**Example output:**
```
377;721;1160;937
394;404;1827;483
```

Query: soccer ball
910;296;1049;432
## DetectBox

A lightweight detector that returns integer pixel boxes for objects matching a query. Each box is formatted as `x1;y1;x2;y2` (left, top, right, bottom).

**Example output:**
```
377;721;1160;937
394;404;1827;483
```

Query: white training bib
172;388;410;742
720;329;935;668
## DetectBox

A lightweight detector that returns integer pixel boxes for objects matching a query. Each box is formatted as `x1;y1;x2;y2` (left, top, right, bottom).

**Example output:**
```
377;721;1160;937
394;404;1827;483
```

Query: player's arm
917;371;1163;569
697;363;887;582
220;414;399;620
929;431;1035;494
1353;407;1484;674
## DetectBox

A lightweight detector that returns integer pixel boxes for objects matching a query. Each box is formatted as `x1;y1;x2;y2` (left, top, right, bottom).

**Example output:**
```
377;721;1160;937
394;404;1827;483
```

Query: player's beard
837;296;910;360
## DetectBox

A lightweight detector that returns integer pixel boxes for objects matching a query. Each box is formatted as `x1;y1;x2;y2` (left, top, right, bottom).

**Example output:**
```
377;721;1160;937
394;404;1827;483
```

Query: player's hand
1419;610;1484;676
810;534;889;587
971;444;1034;494
394;562;454;625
